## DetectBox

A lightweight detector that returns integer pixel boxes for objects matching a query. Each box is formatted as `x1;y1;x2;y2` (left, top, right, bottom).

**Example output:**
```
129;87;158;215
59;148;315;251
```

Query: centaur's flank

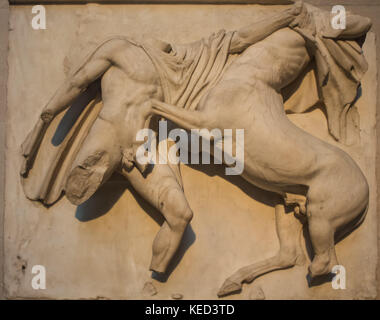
146;5;371;296
20;2;371;297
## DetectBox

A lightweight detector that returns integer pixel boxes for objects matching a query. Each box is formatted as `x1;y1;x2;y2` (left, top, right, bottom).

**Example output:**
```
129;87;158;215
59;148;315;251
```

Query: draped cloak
283;4;370;143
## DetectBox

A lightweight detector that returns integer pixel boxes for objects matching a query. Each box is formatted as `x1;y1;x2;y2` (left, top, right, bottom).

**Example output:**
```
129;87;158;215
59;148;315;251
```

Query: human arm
229;1;304;54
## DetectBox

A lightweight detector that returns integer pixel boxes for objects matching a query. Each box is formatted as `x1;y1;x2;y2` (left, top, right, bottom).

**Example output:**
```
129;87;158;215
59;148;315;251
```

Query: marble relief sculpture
19;1;372;297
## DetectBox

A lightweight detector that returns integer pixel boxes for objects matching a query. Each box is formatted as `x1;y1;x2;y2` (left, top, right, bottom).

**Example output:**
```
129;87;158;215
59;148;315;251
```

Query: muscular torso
98;43;163;148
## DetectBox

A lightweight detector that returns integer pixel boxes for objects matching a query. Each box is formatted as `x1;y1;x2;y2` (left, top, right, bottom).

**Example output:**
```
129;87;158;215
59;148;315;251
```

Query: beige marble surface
3;3;378;299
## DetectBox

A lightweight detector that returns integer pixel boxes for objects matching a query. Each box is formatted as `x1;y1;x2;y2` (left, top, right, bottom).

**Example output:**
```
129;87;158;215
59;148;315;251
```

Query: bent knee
167;207;193;231
158;186;193;229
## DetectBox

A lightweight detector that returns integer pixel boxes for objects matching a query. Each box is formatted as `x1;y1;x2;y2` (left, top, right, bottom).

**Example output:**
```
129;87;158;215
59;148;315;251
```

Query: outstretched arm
229;2;303;54
21;38;126;176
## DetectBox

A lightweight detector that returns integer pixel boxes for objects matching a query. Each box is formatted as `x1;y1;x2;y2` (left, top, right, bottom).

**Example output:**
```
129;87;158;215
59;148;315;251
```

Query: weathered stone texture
0;0;9;300
1;0;379;299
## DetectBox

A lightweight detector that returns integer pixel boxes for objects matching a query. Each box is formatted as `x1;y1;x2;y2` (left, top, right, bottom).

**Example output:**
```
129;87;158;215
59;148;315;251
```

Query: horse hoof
217;279;242;297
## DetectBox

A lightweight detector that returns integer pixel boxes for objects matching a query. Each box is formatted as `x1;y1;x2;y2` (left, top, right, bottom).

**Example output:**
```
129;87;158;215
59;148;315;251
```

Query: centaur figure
21;2;372;297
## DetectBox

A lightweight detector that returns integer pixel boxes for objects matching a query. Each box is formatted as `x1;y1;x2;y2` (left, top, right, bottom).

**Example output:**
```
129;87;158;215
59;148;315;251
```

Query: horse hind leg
218;197;305;297
307;196;369;279
306;209;338;278
306;170;369;279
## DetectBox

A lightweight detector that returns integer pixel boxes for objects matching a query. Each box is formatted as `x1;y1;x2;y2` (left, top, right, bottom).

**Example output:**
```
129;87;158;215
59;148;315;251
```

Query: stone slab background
0;0;379;299
0;0;9;300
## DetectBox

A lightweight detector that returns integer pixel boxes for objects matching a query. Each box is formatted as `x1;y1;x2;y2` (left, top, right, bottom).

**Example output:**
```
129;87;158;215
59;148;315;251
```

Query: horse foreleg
218;198;305;297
